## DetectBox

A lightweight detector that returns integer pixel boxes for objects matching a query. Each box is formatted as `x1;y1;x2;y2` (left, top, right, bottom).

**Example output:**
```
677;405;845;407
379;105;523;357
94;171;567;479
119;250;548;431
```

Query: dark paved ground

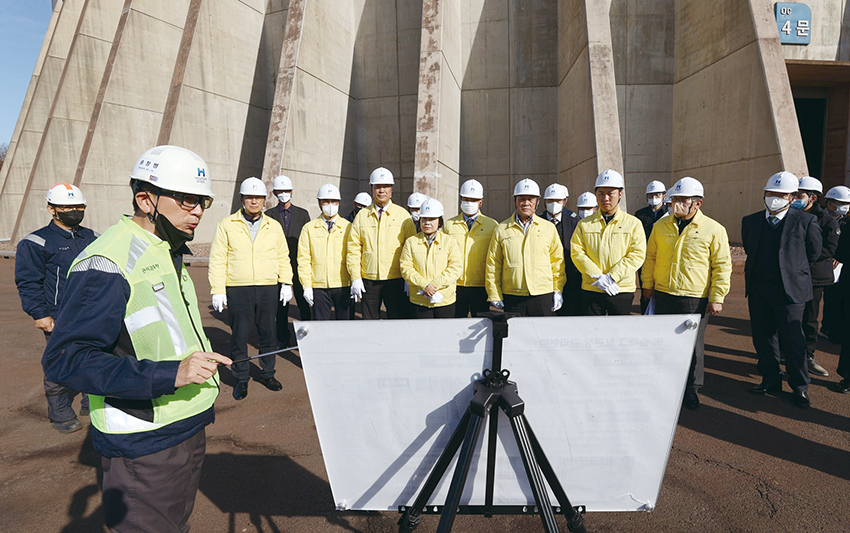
0;256;847;533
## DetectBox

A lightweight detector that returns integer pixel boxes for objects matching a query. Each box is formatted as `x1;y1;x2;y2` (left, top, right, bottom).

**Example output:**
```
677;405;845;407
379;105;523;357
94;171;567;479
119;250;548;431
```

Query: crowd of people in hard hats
12;144;850;532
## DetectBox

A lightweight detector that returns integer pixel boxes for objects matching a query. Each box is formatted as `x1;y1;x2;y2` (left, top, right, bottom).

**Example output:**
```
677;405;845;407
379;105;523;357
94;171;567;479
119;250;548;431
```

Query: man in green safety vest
43;145;231;532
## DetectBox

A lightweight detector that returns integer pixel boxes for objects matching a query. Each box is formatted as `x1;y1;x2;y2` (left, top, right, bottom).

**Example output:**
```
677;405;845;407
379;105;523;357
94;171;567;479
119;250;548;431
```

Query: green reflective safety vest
71;216;218;434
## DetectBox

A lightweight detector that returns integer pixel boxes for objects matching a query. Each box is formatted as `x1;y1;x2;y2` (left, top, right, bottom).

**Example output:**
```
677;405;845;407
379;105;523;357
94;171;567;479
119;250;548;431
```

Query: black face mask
147;194;194;252
55;210;84;228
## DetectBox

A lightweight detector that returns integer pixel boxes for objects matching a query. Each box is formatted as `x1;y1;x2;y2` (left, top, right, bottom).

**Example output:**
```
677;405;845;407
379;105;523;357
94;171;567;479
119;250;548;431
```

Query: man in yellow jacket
643;177;731;410
443;179;498;317
486;178;565;316
571;169;646;315
209;177;293;400
297;184;352;320
346;167;416;319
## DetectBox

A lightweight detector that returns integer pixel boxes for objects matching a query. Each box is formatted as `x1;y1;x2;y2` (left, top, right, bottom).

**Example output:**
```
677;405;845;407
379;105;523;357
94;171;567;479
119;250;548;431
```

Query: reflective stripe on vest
72;217;217;434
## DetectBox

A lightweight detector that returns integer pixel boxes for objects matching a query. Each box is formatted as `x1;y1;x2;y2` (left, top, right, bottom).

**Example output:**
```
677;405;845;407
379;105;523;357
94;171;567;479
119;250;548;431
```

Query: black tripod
397;313;587;533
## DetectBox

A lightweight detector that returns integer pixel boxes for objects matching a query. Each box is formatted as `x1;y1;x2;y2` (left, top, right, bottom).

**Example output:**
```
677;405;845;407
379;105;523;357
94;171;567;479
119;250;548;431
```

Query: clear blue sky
0;2;53;146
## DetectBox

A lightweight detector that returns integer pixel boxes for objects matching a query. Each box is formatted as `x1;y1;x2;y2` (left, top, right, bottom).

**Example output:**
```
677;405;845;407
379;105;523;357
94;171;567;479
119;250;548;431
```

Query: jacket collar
47;219;75;239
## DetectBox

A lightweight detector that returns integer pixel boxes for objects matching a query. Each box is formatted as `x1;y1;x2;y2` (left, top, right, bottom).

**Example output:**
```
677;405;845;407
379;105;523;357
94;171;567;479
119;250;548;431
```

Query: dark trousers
747;281;809;392
312;287;351;320
560;287;583;316
227;285;278;382
43;331;87;423
102;429;205;533
362;278;410;319
821;282;842;334
839;291;850;379
277;279;311;346
582;290;634;316
802;285;825;358
454;286;489;318
504;293;554;317
654;292;708;393
413;303;456;318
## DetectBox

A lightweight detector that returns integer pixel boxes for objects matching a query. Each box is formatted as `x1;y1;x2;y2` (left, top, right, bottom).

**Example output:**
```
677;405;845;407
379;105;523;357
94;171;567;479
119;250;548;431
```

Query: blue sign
775;3;811;45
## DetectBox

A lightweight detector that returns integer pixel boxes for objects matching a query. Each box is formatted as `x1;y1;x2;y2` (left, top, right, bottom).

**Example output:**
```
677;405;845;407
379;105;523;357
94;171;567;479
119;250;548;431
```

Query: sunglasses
160;191;214;210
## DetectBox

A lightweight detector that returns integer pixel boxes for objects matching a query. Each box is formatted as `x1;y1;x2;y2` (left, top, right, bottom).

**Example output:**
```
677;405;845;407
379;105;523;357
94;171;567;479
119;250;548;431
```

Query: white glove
605;281;620;297
552;291;563;312
430;291;444;304
404;281;409;296
351;279;365;302
212;294;227;313
591;273;610;290
491;300;505;309
303;287;314;307
280;284;293;303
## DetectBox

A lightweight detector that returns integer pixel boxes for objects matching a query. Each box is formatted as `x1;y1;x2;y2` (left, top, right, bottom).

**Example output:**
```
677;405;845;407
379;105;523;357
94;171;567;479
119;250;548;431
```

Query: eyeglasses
161;191;213;210
52;205;86;212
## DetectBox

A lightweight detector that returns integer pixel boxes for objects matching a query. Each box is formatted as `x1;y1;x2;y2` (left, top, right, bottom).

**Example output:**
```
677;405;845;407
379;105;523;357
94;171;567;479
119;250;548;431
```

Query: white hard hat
459;179;484;199
576;192;597;208
544;184;568;200
764;171;799;193
370;167;394;185
354;192;372;207
46;183;86;206
130;145;214;197
825;186;850;202
273;175;293;191
419;198;444;218
670;177;704;197
407;192;428;208
798;176;823;194
317;183;341;200
513;178;540;197
240;177;267;196
595;169;624;189
646;180;666;195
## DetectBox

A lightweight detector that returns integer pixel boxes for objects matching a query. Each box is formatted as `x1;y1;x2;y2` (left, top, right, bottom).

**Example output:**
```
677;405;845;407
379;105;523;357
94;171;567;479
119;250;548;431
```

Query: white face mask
648;196;663;207
764;196;789;213
578;209;594;219
277;192;291;204
835;204;850;216
411;211;421;222
546;201;563;216
322;203;339;218
460;201;479;216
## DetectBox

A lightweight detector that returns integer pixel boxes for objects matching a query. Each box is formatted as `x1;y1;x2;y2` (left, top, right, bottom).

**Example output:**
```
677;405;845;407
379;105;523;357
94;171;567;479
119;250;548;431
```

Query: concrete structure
2;1;850;243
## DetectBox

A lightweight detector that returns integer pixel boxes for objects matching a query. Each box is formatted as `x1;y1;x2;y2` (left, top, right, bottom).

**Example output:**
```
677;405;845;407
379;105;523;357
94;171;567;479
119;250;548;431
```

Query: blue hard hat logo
774;178;782;185
198;168;206;177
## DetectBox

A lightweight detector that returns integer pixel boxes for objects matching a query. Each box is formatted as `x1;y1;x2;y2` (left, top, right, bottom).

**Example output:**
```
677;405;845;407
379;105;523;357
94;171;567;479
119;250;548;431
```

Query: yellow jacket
570;209;646;293
346;201;416;280
400;231;463;307
485;214;565;300
443;213;499;287
642;209;732;303
209;211;292;294
297;216;351;289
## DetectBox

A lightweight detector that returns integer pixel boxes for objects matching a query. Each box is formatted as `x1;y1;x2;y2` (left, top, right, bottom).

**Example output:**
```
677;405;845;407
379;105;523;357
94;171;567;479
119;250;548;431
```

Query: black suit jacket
265;203;311;278
539;209;581;290
741;208;822;303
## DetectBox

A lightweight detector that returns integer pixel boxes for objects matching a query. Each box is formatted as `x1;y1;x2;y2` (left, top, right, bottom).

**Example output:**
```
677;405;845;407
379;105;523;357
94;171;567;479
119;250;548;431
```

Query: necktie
769;215;778;226
466;218;474;231
326;220;334;233
377;207;384;220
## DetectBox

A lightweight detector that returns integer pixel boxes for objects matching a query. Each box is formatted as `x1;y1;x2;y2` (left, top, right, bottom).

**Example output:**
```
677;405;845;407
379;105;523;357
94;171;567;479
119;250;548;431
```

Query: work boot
79;394;90;416
808;357;828;377
52;418;83;434
233;381;248;400
833;379;850;394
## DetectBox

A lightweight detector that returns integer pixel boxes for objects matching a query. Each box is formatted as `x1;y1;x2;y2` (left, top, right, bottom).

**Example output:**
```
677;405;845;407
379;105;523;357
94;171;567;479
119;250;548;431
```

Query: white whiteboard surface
296;315;698;512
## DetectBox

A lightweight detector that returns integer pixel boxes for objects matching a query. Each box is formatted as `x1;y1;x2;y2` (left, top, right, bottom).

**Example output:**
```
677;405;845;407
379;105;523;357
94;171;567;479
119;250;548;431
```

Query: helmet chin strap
146;192;193;251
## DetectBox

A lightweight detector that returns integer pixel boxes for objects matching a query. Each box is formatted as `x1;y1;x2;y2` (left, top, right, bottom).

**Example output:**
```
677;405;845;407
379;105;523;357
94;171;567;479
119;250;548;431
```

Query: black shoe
793;390;810;408
683;391;699;410
749;382;782;394
52;418;83;434
833;379;850;394
233;381;248;400
258;376;283;392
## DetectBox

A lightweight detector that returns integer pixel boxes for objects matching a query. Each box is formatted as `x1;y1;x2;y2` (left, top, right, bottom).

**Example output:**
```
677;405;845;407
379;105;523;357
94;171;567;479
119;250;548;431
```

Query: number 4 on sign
782;20;792;35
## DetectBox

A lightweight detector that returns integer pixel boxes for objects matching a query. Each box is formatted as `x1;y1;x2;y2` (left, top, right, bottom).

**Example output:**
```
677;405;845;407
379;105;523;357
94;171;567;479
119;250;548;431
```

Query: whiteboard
296;315;699;512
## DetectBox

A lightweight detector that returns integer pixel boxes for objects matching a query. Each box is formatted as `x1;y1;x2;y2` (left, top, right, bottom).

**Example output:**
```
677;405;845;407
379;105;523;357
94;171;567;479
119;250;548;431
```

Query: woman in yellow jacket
400;199;463;318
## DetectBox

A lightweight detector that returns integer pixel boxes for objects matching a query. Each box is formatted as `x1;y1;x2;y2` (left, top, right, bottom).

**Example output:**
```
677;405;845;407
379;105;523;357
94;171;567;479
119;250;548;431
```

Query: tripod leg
398;408;474;533
436;412;486;533
484;406;499;517
508;413;560;533
525;418;587;533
